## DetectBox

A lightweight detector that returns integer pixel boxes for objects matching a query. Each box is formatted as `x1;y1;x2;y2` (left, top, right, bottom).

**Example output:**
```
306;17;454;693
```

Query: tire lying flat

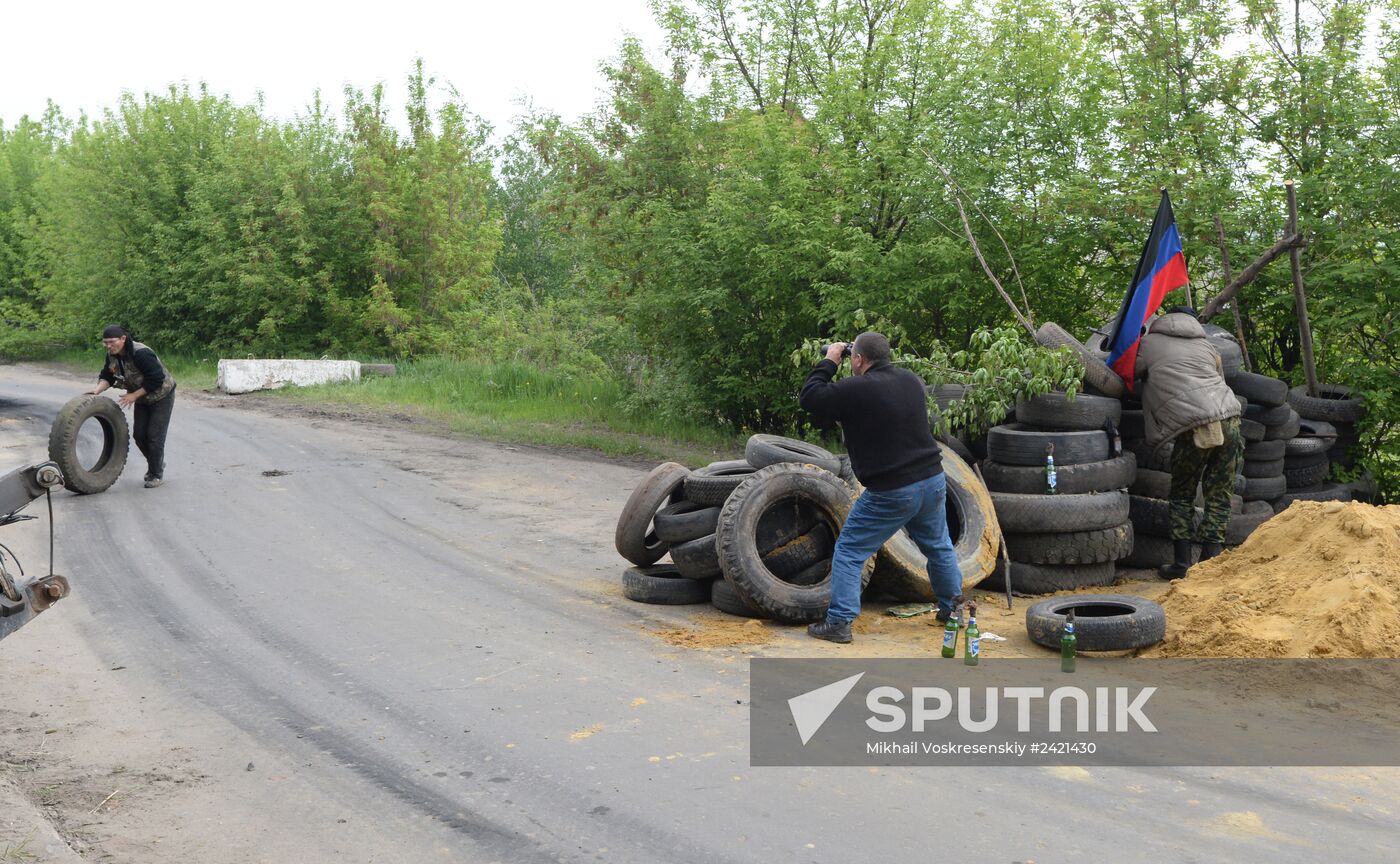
1025;594;1166;651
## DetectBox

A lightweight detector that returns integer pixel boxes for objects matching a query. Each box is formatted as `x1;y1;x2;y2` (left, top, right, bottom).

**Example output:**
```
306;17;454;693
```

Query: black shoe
144;472;154;482
1199;542;1223;562
1158;539;1195;579
934;594;966;623
807;620;853;644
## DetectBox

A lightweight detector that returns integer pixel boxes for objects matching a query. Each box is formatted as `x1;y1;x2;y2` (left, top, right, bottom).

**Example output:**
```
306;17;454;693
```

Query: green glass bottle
963;604;980;666
941;607;960;658
1060;609;1077;673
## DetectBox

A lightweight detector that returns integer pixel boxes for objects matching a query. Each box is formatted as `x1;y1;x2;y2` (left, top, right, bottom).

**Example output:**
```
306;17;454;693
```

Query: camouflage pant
1169;417;1243;543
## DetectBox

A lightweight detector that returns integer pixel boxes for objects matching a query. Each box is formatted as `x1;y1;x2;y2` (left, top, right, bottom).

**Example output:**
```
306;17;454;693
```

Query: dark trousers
133;389;175;479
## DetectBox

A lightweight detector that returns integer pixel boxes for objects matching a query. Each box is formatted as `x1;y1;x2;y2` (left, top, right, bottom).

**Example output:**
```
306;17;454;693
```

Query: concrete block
217;359;361;394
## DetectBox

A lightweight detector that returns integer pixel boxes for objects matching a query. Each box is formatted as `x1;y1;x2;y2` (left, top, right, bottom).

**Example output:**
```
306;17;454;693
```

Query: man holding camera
799;332;962;644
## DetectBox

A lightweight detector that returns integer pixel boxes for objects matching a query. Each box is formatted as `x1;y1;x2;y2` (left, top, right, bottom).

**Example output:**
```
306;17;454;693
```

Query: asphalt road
1;364;1396;863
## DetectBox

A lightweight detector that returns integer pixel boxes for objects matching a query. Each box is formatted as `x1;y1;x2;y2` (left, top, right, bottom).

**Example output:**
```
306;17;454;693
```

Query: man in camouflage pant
1168;416;1243;550
1136;306;1244;577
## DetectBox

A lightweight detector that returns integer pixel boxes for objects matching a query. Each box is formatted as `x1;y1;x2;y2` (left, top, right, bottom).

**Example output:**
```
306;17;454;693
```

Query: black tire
1034;322;1127;398
1204;327;1245;378
1263;411;1301;441
711;578;773;618
979;453;1136;496
1285;435;1334;458
1284;451;1329;470
1284;459;1331;490
48;395;130;495
1025;594;1166;651
683;460;757;507
1125;438;1173;472
615;462;689;566
867;443;1001;602
1243;440;1286;461
1244;402;1292;426
1226;501;1273;545
936;433;976;468
670;533;722;579
978;560;1117;596
1013;392;1123;431
1120;534;1200;569
1242;474;1286;501
744;434;841;474
1005;523;1133;565
1227;371;1288;407
760;523;834;578
1128;495;1196;538
653;500;722;544
1242;458;1284;479
986;424;1110;467
1240;418;1265;442
1273;482;1350;512
621;565;712;605
1118;410;1145;439
716;463;868;622
1287;384;1365;424
1128;468;1172;500
990;489;1128;533
1297;419;1338;439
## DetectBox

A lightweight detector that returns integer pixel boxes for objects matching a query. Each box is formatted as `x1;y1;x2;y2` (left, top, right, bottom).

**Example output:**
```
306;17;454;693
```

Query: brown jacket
1136;313;1240;450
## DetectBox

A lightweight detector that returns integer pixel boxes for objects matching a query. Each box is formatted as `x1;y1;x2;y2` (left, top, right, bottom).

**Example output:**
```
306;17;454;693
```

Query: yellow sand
1147;501;1400;657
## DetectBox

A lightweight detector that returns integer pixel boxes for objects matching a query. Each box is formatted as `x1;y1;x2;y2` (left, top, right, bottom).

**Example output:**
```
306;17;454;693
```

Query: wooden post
1286;181;1320;397
1214;215;1252;371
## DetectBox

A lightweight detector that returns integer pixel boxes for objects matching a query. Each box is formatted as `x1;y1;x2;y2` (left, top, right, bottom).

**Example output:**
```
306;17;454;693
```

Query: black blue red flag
1106;191;1190;387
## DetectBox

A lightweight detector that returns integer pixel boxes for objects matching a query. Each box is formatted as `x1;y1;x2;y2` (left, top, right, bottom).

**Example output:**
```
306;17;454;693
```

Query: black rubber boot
1158;539;1194;580
1199;541;1223;562
807;619;853;644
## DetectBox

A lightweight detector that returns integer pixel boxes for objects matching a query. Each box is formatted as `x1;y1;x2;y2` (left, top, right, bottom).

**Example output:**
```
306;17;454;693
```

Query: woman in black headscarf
86;325;177;488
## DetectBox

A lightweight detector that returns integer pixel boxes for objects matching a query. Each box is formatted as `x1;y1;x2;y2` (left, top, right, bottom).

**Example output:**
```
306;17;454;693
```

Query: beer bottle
963;603;980;666
1060;610;1077;673
941;605;960;658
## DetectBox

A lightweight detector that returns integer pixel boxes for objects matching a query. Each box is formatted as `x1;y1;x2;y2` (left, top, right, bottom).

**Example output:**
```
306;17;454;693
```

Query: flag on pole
1105;191;1190;388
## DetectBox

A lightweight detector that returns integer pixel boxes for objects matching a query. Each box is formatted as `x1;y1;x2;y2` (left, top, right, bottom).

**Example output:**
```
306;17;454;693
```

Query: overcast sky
2;0;667;136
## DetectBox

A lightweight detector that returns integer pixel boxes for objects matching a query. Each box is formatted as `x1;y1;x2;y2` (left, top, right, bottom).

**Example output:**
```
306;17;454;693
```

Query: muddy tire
761;523;834;578
867;443;1000;602
683;460;757;507
710;578;773;619
716;463;868;622
990;489;1129;533
48;395;129;495
1004;523;1133;566
1025;594;1166;651
981;453;1136;496
1013;391;1123;431
1287;384;1364;424
744;434;841;474
986;424;1110;467
653;501;722;544
621;565;712;605
615;462;689;566
979;560;1117;596
1035;322;1126;398
670;533;722;579
1227;371;1288;407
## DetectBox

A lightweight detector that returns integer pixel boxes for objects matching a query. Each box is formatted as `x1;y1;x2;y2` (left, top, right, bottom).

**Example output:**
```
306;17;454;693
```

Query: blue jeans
825;472;962;624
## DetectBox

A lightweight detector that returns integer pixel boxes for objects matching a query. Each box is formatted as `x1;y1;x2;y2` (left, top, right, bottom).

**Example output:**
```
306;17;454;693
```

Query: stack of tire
977;392;1135;594
1282;383;1368;507
614;436;863;622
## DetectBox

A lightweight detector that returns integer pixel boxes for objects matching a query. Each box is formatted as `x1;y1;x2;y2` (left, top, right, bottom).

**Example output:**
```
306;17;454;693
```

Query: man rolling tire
87;325;176;488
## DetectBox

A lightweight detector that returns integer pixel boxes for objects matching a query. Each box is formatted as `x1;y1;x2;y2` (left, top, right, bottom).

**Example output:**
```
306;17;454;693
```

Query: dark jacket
1136;313;1240;449
799;359;941;491
99;340;175;404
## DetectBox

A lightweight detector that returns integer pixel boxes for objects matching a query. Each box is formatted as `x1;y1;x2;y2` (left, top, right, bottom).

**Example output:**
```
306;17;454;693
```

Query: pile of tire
614;436;856;620
1284;383;1371;507
976;392;1136;594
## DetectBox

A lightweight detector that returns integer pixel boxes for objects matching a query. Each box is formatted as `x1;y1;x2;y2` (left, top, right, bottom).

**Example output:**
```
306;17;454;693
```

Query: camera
820;342;852;359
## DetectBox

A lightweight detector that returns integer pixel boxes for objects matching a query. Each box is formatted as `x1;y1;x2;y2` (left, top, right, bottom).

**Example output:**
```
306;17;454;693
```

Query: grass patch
45;348;219;392
272;357;746;464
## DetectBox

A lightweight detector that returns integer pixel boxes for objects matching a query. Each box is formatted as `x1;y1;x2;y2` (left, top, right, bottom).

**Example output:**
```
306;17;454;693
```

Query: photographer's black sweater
799;359;942;491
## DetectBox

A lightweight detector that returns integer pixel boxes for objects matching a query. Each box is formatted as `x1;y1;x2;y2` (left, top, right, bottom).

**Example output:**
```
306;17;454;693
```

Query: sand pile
1149;501;1400;658
653;617;777;649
